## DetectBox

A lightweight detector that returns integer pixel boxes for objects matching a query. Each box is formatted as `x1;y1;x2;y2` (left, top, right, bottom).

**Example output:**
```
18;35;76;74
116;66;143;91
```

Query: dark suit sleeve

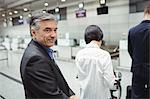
24;55;69;99
128;31;133;59
69;88;75;96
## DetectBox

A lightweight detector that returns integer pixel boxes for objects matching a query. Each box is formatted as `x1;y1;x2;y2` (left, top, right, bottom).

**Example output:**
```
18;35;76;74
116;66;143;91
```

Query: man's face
32;20;57;48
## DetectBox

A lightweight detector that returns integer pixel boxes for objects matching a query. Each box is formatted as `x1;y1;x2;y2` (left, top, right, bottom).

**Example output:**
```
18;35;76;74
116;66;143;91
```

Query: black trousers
131;66;150;99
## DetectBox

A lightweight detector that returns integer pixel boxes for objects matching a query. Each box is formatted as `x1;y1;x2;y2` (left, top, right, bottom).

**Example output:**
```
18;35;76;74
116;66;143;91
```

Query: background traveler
75;25;118;99
128;3;150;99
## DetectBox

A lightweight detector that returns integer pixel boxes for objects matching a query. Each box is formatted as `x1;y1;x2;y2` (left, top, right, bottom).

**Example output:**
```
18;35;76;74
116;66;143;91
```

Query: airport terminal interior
0;0;149;99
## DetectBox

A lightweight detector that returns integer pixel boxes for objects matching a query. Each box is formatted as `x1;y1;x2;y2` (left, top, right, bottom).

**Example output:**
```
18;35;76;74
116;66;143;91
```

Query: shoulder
22;43;45;61
25;45;40;56
129;25;138;33
76;48;84;57
76;47;110;58
129;21;147;33
98;48;111;58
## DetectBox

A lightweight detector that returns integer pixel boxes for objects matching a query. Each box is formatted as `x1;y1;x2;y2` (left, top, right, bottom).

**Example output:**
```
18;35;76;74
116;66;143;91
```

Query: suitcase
126;85;132;99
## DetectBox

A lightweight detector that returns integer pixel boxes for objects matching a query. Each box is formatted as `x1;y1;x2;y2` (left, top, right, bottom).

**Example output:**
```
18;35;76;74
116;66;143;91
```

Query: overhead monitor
12;16;24;26
75;9;86;18
97;6;108;15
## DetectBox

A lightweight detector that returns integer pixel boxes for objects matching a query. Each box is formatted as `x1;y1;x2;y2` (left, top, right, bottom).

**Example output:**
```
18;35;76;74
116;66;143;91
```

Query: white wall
0;23;30;38
0;0;144;45
58;0;143;45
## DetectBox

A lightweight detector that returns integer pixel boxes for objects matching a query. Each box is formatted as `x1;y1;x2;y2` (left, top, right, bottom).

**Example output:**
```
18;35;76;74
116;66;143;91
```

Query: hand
70;95;78;99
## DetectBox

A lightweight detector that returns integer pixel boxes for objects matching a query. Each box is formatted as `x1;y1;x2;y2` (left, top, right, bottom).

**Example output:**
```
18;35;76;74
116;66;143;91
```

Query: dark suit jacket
20;40;75;99
128;20;150;72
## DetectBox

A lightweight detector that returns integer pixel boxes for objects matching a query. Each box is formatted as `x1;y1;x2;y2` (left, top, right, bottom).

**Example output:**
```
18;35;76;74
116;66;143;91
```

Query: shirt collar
33;39;54;58
47;48;54;54
86;41;100;48
141;20;150;23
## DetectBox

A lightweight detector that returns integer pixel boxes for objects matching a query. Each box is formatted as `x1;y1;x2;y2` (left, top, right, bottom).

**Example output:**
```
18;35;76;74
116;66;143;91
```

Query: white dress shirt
75;41;116;99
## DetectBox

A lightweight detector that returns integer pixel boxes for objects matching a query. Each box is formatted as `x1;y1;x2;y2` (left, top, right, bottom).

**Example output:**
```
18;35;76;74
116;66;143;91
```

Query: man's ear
31;29;36;36
31;29;36;39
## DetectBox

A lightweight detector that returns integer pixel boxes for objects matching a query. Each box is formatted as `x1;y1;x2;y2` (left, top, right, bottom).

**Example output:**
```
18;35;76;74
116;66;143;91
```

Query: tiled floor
0;55;132;99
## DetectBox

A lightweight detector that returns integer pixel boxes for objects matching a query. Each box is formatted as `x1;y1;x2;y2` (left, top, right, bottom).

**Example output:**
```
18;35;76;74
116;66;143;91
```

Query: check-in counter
52;46;72;61
57;39;76;47
71;47;83;59
8;49;24;67
52;45;84;61
119;40;132;69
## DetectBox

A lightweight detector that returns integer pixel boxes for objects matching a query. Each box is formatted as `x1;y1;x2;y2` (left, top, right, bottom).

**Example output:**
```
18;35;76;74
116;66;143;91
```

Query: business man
20;13;78;99
128;4;150;99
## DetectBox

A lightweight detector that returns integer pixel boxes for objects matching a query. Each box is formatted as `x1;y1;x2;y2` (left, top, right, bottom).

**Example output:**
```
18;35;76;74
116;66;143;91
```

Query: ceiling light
55;7;59;13
9;12;13;15
78;2;84;9
14;10;18;14
23;8;28;12
20;15;23;19
99;0;106;5
44;2;49;7
61;0;66;2
9;17;12;21
2;14;5;17
4;19;7;22
28;13;32;17
42;10;47;13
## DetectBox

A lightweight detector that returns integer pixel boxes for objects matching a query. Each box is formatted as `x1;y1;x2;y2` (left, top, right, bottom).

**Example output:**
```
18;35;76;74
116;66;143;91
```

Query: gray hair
30;13;58;35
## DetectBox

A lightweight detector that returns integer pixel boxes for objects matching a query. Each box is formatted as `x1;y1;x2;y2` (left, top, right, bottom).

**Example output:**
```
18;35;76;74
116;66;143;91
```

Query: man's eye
54;29;57;32
44;29;51;32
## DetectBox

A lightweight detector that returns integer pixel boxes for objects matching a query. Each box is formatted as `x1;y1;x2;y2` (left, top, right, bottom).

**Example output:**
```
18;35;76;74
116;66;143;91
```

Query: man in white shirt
75;25;117;99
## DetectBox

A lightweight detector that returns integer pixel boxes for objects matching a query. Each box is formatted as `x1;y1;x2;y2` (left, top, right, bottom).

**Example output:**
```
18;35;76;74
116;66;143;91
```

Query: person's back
75;25;117;99
76;42;115;99
128;3;150;99
128;20;150;69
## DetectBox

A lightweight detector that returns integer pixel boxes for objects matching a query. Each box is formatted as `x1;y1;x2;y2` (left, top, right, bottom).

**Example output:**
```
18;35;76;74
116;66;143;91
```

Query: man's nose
50;31;57;37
